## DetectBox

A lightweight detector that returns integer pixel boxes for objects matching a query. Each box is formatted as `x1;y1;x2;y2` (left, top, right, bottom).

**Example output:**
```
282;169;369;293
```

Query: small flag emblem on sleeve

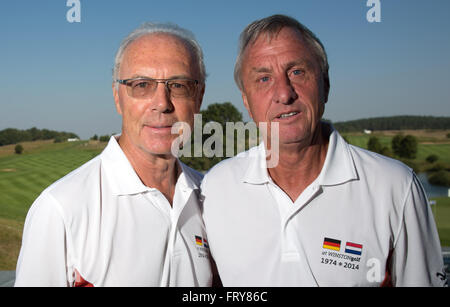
195;235;203;246
203;238;209;248
345;242;363;255
323;237;341;251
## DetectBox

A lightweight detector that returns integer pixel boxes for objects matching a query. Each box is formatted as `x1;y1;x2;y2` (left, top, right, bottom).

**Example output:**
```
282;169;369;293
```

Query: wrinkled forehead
124;33;196;62
253;25;301;44
246;27;311;56
118;33;201;81
243;27;318;68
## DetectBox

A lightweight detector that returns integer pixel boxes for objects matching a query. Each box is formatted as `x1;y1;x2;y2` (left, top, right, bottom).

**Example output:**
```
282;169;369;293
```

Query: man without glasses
15;22;214;286
201;14;447;286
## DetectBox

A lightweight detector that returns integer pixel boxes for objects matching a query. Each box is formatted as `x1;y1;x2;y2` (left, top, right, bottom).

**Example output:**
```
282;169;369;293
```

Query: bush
53;136;64;143
426;162;450;172
367;136;391;157
426;154;439;164
99;135;110;142
428;170;450;187
14;144;24;154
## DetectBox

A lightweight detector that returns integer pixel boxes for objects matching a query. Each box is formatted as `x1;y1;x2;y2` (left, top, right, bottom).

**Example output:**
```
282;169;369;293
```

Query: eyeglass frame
115;77;199;99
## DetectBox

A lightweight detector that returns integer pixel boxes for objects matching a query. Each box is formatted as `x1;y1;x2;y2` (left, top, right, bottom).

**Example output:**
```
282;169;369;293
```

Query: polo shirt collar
317;128;358;186
178;161;200;191
242;142;272;185
101;135;198;196
242;127;358;186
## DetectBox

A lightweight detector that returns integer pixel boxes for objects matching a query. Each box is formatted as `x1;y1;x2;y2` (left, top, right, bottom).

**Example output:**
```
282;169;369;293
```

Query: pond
417;173;450;198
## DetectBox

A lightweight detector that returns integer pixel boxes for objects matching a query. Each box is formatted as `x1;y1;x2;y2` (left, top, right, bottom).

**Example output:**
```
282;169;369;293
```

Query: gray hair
234;14;330;101
113;22;206;85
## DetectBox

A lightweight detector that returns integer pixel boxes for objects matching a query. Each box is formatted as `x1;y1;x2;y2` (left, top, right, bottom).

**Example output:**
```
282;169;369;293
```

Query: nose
150;82;174;113
272;75;297;105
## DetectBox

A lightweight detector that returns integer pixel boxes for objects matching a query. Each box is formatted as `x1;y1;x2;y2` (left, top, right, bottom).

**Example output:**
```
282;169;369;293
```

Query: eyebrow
129;74;194;80
250;59;314;74
285;59;314;70
250;67;272;74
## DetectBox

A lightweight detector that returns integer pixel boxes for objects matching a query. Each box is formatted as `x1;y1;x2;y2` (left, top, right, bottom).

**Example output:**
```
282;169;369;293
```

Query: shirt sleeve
14;192;71;287
390;173;447;286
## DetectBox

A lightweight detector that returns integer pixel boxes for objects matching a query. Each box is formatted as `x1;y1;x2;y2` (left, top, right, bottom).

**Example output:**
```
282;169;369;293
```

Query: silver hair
113;22;206;86
234;14;330;101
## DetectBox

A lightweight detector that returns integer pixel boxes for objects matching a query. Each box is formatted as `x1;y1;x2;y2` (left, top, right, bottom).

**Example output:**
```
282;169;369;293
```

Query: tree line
0;127;79;146
333;116;450;132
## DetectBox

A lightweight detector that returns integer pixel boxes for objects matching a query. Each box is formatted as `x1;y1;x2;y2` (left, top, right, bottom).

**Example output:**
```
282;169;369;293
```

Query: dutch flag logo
345;242;363;256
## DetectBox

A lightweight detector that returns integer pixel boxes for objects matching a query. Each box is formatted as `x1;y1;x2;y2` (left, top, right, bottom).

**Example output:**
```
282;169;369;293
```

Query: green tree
99;135;110;142
27;127;42;141
367;136;382;153
391;134;418;159
15;144;24;154
180;102;245;172
201;102;243;126
399;135;418;159
391;134;403;156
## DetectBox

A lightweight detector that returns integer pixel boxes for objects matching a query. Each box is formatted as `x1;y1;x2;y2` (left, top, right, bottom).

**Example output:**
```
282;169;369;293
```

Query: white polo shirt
15;136;213;287
201;128;447;287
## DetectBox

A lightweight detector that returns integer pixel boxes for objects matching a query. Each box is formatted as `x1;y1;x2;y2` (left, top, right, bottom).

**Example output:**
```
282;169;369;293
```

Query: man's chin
140;144;176;158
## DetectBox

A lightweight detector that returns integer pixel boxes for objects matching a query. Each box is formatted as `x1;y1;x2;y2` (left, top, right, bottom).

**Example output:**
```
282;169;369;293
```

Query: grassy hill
0;131;449;270
0;140;106;269
343;129;450;169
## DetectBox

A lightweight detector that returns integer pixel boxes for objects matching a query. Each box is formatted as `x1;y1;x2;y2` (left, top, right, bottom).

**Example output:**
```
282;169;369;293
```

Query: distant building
364;129;372;134
67;138;80;142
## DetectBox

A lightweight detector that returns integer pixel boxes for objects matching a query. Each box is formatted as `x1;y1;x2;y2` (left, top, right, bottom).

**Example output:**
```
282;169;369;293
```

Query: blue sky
1;0;449;139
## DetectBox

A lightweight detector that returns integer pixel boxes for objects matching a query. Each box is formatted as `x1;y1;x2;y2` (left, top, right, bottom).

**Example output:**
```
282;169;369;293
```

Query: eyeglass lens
127;79;196;99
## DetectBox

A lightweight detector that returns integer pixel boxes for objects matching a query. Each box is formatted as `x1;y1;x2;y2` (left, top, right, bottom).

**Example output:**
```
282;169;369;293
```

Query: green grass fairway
417;144;450;164
431;197;450;247
0;141;105;269
343;131;450;170
344;134;392;150
0;141;105;221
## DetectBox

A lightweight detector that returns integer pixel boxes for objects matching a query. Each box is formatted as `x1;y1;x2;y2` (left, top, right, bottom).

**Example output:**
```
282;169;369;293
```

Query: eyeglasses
116;77;199;99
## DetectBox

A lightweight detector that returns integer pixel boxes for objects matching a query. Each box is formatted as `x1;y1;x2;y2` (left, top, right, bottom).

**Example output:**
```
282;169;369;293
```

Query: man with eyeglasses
15;23;215;286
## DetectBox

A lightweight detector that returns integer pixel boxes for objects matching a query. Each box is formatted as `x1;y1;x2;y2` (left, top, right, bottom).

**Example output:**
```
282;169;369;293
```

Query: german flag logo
323;237;341;251
195;236;203;246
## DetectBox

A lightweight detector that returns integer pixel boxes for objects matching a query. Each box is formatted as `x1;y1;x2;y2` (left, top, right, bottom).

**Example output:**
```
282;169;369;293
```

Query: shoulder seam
392;169;415;249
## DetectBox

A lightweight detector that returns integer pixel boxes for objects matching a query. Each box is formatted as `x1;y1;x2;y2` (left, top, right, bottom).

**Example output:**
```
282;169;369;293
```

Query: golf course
0;129;450;270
